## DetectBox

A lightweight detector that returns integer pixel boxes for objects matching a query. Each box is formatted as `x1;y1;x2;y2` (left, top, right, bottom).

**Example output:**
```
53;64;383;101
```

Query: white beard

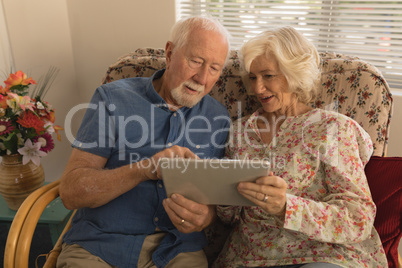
171;81;205;108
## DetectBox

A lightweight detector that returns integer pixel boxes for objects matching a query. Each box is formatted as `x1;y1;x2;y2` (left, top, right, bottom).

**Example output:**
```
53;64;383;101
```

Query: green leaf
10;84;29;96
3;133;19;154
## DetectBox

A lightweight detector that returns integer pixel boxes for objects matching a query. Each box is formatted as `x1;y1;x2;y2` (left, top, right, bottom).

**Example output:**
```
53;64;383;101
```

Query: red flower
17;111;45;134
315;100;323;108
0;85;10;94
33;133;54;153
362;91;370;100
4;70;36;88
0;120;15;135
367;110;375;118
0;94;8;109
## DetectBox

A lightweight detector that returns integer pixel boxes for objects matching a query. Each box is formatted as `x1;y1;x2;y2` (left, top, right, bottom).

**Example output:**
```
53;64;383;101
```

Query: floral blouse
213;108;388;268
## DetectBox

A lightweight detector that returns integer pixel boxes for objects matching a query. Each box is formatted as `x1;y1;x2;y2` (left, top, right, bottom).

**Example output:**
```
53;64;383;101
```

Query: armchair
4;48;401;268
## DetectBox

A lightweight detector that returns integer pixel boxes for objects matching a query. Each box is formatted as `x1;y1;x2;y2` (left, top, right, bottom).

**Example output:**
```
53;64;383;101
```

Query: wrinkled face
249;54;295;115
164;28;228;108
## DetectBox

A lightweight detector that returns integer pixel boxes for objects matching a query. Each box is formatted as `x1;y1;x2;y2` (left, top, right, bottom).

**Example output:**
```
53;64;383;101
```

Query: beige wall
65;0;175;102
2;0;175;180
0;1;13;73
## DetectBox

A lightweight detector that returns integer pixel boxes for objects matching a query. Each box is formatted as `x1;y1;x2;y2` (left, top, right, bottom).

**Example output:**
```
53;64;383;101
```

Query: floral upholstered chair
5;48;401;268
102;49;392;156
102;48;400;267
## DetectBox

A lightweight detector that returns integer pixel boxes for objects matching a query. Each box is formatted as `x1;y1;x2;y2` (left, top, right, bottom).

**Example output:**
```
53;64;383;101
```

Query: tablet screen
160;158;270;206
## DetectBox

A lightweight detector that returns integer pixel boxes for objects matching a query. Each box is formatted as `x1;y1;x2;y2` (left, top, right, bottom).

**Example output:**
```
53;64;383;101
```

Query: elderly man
57;16;231;268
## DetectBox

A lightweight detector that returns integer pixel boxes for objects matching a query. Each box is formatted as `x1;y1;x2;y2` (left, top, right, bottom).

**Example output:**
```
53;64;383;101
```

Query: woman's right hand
237;171;288;216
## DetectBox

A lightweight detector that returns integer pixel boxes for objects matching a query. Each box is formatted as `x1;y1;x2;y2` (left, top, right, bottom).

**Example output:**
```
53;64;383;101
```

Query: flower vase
0;154;45;210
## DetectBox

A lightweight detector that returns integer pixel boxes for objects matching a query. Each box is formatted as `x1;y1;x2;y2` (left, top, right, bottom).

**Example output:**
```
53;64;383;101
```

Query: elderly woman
213;26;387;268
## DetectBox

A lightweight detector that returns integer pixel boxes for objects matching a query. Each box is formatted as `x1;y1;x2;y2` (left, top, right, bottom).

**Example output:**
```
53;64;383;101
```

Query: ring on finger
263;194;268;202
180;219;185;225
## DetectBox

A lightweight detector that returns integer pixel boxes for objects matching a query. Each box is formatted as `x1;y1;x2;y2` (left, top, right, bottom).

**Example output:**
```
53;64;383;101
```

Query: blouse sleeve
283;116;376;244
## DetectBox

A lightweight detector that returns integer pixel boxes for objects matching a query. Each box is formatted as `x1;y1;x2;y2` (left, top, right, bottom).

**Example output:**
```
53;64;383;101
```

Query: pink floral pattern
212;108;387;268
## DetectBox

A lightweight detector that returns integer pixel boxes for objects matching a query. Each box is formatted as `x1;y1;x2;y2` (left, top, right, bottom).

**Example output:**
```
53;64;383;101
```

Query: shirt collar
146;69;193;113
146;69;170;110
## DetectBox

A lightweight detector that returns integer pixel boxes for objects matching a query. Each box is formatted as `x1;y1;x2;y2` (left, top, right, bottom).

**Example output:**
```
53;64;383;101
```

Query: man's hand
163;194;216;233
143;145;199;180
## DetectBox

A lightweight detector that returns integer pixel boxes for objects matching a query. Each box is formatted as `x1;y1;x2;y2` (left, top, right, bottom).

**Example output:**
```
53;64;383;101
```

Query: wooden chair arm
4;180;60;268
399;252;402;268
15;184;60;267
43;210;76;268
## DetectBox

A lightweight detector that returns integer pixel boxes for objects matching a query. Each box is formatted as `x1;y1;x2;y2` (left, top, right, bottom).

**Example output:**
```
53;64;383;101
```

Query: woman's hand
237;172;288;216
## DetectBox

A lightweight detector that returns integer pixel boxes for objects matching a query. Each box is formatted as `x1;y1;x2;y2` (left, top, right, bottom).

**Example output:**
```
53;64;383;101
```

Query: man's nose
193;66;208;86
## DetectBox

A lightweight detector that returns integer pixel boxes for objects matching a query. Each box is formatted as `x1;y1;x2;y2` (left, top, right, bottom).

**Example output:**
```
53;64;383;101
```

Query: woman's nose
252;78;265;94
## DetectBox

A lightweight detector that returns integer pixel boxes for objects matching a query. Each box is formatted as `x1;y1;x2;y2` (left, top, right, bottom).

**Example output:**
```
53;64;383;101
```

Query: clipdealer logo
64;101;231;160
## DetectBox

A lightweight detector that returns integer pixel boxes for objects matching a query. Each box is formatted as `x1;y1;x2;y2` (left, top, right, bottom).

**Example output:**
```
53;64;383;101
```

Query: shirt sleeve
283;117;376;244
71;87;115;158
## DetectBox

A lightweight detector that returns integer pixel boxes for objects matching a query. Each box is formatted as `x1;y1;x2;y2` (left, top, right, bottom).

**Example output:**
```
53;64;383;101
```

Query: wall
2;0;175;181
0;1;13;73
65;0;175;102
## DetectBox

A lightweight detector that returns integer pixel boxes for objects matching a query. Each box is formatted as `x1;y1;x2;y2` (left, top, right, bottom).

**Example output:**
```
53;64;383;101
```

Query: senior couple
56;16;387;268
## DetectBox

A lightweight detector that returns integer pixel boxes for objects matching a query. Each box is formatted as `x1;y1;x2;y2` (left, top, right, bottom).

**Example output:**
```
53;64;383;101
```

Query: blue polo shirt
63;70;230;268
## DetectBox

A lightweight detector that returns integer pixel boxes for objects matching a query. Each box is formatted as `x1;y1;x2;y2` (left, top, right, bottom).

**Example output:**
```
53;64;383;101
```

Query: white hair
169;16;232;63
241;26;321;104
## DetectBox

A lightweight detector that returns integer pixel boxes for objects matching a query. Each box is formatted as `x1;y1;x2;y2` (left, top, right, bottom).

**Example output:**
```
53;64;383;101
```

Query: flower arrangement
0;70;63;166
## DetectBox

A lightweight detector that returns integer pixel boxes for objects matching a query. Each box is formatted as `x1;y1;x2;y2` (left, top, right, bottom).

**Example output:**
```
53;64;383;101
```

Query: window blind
177;0;402;91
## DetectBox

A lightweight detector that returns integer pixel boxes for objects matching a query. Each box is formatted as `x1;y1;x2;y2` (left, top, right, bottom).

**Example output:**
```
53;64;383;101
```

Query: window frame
177;0;402;93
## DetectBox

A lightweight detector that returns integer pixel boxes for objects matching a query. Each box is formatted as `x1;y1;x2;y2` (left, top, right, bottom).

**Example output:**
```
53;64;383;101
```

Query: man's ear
165;41;174;68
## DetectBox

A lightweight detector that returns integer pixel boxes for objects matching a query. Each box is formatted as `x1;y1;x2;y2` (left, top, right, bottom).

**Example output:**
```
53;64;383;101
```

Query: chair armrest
399;252;402;268
4;180;61;268
43;210;76;268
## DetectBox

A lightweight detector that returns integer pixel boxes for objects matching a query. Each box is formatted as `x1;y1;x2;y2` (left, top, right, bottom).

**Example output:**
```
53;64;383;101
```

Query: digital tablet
160;158;270;206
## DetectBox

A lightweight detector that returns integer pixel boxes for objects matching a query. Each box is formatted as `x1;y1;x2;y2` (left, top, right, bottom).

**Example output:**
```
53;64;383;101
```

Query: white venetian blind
177;0;402;91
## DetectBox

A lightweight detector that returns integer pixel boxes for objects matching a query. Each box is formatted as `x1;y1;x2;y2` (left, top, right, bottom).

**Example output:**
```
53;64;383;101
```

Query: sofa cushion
365;156;402;268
